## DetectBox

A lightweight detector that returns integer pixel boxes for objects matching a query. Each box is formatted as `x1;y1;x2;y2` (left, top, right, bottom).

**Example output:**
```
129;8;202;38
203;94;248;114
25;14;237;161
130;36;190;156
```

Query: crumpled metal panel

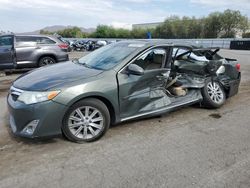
139;89;171;112
176;73;205;88
170;89;202;104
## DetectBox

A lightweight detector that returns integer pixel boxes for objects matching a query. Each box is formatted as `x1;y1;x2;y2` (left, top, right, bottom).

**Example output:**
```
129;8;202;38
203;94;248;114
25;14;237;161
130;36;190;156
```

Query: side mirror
127;64;144;76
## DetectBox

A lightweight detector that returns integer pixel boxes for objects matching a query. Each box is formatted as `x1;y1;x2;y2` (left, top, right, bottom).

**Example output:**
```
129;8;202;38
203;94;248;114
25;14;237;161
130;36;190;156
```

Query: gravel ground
0;50;250;188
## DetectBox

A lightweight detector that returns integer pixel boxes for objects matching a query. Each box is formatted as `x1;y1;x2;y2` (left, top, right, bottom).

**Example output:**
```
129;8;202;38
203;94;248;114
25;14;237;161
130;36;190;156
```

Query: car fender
35;51;58;63
57;91;120;124
53;76;120;123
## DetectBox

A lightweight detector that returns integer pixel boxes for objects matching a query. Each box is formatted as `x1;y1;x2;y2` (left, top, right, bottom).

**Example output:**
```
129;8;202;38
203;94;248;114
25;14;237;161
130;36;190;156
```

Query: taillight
58;44;68;49
236;63;240;71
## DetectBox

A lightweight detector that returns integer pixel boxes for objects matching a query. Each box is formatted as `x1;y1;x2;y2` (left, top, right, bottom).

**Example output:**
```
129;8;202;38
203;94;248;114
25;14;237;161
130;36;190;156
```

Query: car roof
0;34;52;37
13;34;64;43
117;39;197;49
15;34;56;38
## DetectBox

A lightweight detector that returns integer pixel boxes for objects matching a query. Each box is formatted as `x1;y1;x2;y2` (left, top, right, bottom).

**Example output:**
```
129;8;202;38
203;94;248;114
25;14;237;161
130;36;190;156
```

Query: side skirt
121;98;202;122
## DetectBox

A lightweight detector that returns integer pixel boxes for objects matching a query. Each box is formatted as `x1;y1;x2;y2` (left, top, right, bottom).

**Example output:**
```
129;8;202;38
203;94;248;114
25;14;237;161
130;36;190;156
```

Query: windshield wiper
82;63;104;70
73;59;89;67
72;58;80;64
81;63;92;69
73;59;104;70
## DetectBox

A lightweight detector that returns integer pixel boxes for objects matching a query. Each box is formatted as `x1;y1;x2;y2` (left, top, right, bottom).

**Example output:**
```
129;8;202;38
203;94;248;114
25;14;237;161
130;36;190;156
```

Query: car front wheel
62;98;110;143
201;79;226;108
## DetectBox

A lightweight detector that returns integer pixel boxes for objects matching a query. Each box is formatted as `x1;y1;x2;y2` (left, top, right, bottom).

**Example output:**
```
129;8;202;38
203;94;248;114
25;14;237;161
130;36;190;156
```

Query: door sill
121;98;201;122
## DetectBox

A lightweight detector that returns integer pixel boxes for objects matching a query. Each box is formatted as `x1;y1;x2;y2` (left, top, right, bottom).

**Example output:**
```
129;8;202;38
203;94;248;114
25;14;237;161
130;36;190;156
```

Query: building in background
132;22;163;30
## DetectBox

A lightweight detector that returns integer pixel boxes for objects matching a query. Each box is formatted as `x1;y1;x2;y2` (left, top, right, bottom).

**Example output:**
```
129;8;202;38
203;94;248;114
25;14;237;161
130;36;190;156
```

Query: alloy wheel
67;106;104;140
40;58;55;66
207;82;224;104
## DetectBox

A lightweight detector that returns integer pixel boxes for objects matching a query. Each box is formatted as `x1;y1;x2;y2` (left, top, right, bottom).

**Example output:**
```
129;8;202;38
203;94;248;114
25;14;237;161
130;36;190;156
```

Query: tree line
40;9;249;39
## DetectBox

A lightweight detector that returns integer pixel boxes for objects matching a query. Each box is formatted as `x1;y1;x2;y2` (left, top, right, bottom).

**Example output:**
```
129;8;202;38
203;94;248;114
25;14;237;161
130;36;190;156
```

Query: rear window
56;36;66;43
37;37;56;44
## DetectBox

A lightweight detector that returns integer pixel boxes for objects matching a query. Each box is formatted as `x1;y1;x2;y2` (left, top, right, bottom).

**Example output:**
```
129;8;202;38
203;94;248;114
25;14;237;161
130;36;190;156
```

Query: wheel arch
37;54;57;66
201;77;226;108
67;95;117;125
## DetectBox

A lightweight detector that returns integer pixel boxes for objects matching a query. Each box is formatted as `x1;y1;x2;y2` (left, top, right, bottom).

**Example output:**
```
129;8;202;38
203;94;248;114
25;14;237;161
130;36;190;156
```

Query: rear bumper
220;72;241;98
57;53;69;62
227;78;241;97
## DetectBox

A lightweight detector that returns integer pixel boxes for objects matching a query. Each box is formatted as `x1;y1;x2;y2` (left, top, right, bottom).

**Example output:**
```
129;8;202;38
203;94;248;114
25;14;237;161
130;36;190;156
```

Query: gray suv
0;34;69;70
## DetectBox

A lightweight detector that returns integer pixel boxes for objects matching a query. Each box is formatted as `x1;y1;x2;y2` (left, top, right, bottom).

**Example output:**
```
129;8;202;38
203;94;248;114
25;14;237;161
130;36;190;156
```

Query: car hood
13;61;103;91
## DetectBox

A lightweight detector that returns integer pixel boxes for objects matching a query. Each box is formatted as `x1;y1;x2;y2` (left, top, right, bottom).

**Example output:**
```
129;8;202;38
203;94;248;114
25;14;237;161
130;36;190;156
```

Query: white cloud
190;0;250;10
0;0;113;10
111;22;132;30
2;0;248;32
0;0;167;32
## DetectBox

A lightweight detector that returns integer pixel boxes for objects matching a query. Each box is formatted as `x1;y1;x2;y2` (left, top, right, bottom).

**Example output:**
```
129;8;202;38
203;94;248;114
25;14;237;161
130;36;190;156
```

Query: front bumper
7;94;67;138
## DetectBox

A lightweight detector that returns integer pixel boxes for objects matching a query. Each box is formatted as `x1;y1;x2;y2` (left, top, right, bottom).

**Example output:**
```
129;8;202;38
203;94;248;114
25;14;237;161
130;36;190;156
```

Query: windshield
78;42;142;70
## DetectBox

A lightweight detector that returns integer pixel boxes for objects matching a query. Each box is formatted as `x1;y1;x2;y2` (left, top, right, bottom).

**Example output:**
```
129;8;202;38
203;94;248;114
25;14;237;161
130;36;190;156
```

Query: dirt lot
0;50;250;188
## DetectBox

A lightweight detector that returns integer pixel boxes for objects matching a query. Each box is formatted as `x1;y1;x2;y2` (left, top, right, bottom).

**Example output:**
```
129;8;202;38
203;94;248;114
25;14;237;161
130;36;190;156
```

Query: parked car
7;40;241;143
85;40;96;51
0;34;69;70
96;40;107;48
57;38;71;52
71;40;87;51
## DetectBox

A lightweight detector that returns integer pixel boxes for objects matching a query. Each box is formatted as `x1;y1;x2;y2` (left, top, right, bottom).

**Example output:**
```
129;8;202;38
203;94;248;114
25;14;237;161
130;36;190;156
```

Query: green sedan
7;40;241;143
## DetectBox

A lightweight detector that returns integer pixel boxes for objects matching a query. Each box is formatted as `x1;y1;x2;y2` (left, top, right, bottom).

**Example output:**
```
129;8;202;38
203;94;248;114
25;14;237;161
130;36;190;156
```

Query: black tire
201;78;226;108
38;56;56;67
62;98;110;143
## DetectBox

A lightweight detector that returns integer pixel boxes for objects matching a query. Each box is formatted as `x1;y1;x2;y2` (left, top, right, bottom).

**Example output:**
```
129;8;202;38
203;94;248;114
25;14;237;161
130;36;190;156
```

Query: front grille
10;86;24;101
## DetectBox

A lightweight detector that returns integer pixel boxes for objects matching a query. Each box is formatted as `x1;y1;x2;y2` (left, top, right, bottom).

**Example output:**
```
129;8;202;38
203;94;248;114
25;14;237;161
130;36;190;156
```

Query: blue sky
0;0;249;32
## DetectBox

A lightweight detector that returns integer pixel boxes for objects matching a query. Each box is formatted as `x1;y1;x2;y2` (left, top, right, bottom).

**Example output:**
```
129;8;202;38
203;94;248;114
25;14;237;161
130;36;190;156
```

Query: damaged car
7;40;241;143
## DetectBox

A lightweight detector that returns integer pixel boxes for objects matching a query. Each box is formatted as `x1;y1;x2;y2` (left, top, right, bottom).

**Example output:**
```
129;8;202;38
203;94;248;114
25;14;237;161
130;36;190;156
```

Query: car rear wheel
62;98;110;143
38;56;56;67
201;79;226;108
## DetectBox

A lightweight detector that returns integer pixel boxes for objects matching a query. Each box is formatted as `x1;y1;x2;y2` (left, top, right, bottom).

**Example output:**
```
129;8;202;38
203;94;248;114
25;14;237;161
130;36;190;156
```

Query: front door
0;35;15;70
117;47;171;119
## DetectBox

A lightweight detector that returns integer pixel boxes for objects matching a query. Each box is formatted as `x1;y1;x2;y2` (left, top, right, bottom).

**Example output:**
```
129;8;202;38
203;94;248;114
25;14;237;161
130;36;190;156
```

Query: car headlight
18;90;60;105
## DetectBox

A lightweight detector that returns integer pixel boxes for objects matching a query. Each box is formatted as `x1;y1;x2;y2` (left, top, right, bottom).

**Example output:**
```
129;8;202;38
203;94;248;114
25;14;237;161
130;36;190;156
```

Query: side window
16;36;35;42
16;36;37;47
16;36;56;44
0;36;13;47
133;48;166;71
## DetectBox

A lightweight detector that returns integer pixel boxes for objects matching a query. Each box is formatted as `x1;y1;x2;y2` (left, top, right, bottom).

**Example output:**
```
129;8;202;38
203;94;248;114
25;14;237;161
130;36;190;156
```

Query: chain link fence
165;38;250;49
65;37;250;49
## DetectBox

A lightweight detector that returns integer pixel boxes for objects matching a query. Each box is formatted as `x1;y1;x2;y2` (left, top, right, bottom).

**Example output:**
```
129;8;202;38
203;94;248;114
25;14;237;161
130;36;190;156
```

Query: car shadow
111;115;162;128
